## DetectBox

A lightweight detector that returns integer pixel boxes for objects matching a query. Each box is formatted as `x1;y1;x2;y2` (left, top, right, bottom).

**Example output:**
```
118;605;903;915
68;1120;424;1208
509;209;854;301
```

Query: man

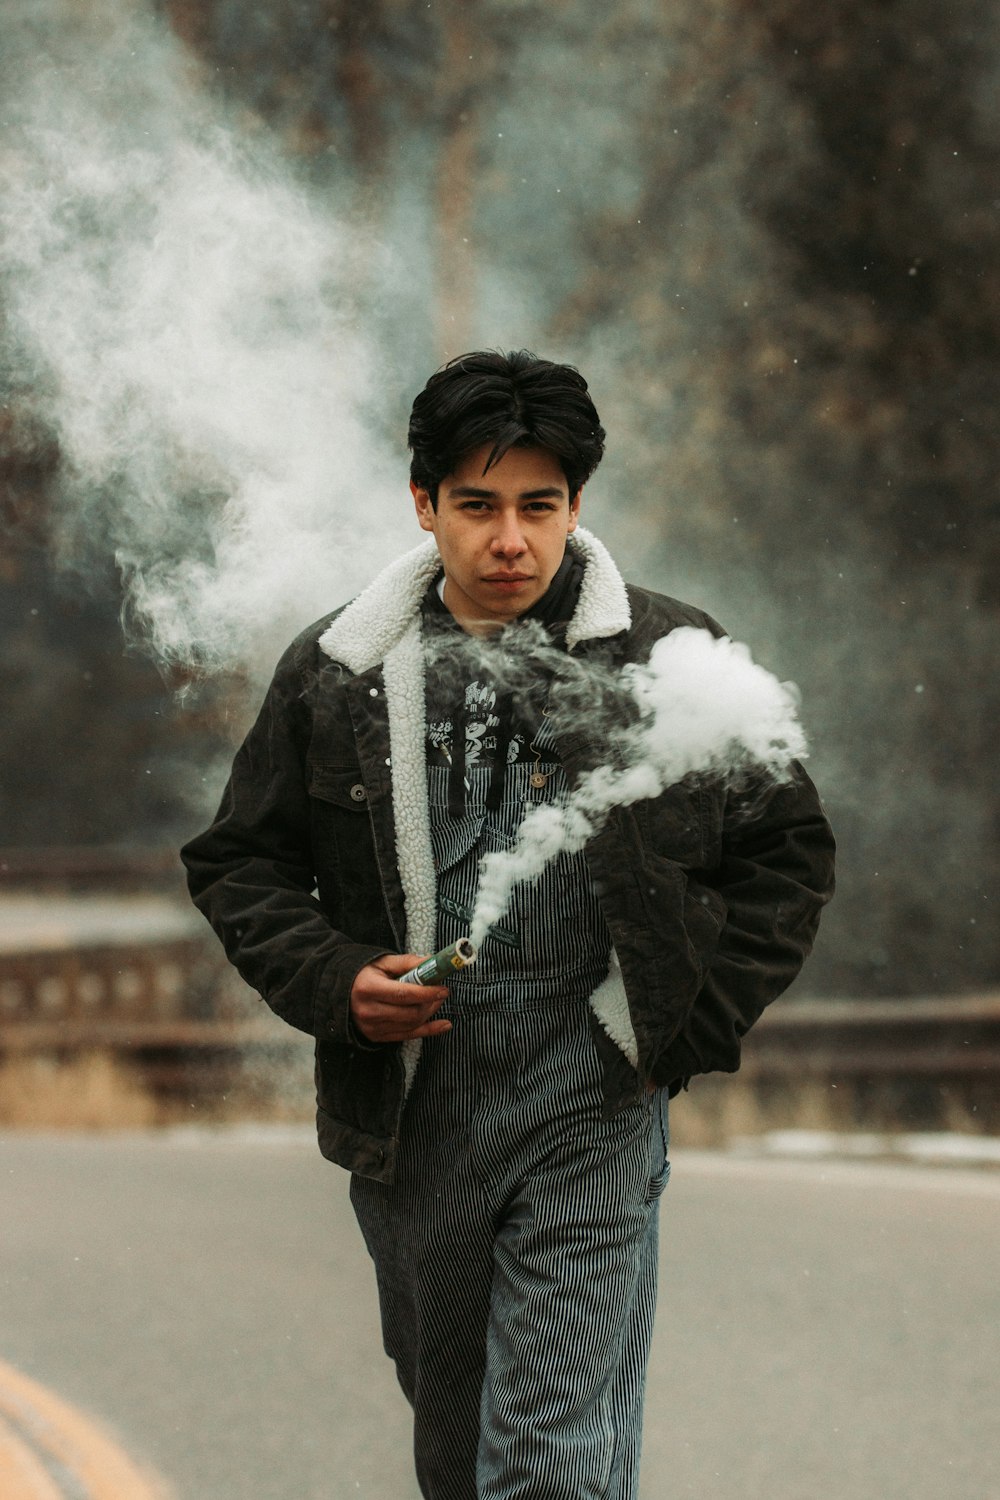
181;350;835;1499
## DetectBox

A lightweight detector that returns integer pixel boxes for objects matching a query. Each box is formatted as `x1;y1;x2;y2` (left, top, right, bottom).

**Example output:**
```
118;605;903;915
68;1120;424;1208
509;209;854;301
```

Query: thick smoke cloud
469;627;806;945
0;0;403;681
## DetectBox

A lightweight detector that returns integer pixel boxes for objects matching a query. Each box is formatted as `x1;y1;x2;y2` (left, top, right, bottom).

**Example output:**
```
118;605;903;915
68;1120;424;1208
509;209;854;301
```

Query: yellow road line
0;1356;170;1500
0;1412;64;1500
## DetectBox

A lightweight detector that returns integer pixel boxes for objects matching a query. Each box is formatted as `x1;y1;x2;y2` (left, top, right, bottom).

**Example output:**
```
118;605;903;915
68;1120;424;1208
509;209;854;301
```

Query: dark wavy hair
408;349;606;507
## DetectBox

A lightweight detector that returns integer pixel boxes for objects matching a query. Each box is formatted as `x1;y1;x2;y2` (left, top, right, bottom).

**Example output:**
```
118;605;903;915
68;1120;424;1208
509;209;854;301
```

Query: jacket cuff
315;945;394;1044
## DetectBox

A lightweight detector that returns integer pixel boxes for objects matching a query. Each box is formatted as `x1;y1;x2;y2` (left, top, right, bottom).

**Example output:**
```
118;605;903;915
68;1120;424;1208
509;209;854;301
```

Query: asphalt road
1;1129;997;1500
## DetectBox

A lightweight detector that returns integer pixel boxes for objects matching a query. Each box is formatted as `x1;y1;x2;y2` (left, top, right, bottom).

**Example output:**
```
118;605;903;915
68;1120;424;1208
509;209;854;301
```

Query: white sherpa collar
564;528;632;652
318;526;631;672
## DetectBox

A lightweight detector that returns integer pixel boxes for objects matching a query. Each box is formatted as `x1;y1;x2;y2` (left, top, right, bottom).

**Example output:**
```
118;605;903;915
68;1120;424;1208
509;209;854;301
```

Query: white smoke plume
0;0;403;681
469;627;807;945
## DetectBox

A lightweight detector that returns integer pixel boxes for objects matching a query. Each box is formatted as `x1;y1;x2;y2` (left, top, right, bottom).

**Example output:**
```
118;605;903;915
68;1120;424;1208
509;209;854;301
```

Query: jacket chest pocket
307;764;384;927
635;784;707;869
309;764;371;812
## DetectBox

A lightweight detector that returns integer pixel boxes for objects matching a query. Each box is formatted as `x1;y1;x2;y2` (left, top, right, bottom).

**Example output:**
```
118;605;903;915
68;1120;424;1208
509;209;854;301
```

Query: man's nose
490;512;527;557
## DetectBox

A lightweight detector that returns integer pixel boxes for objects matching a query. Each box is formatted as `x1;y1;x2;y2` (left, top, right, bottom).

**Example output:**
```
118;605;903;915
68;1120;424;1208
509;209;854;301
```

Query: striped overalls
350;691;670;1499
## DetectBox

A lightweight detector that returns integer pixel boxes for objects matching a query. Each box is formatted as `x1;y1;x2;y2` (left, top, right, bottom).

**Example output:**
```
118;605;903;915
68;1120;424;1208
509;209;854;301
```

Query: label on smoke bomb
406;955;446;986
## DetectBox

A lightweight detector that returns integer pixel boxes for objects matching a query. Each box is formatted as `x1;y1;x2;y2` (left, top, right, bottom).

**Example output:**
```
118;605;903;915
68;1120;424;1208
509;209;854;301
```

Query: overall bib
350;703;669;1500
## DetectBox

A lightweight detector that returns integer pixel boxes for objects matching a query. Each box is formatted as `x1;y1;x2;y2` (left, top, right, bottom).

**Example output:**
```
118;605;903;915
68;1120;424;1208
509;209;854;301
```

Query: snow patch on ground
730;1129;1000;1169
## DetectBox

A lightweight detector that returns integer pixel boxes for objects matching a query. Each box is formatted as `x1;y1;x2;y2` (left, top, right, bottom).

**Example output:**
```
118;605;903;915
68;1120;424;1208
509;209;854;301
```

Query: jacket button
350;784;367;803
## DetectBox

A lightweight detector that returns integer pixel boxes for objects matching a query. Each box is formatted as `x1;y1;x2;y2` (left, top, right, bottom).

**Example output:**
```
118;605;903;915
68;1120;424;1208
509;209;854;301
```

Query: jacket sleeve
664;762;836;1083
180;639;391;1043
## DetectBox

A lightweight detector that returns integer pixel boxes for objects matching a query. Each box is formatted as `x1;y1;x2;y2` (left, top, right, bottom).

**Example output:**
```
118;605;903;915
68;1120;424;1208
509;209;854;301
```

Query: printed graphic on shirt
427;679;528;767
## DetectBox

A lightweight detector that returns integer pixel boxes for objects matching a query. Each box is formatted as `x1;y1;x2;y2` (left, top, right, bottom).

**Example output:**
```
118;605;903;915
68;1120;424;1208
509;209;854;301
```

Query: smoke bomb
399;938;478;986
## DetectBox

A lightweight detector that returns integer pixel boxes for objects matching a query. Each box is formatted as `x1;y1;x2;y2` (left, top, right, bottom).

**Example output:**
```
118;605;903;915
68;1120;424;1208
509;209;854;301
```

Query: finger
408;1018;453;1039
365;1011;446;1042
354;994;447;1028
360;1016;453;1044
372;957;454;995
366;980;449;1008
373;953;430;976
359;978;446;1002
379;1018;453;1043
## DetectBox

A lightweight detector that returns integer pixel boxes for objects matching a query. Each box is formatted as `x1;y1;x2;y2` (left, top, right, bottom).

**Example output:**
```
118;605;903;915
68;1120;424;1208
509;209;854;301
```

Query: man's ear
568;488;582;532
411;479;436;533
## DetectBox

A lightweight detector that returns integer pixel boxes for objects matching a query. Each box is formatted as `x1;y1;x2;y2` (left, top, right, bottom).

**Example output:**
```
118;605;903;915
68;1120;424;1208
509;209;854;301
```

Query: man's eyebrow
447;484;565;500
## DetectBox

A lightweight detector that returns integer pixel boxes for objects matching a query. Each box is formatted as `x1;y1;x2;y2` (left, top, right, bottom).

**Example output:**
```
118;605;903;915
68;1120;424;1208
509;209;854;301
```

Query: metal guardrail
0;909;305;1095
0;936;257;1049
742;994;1000;1078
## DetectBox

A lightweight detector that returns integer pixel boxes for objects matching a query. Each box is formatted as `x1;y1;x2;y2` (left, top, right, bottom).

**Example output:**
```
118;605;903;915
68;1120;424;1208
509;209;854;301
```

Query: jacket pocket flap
308;764;369;810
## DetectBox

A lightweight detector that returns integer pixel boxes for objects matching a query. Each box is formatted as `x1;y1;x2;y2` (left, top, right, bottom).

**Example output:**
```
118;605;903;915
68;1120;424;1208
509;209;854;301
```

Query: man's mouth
482;573;532;584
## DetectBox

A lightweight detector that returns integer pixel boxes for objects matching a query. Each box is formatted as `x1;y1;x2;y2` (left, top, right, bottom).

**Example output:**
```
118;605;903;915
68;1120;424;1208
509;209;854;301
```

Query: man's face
411;443;581;629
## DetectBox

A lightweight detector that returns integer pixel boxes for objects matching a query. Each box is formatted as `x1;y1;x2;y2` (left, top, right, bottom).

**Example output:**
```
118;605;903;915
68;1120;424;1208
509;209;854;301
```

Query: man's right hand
349;954;452;1044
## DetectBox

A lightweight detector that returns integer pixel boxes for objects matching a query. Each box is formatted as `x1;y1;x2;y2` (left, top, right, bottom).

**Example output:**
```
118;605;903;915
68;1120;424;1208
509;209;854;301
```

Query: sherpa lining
318;527;638;1087
587;949;639;1066
381;624;436;1096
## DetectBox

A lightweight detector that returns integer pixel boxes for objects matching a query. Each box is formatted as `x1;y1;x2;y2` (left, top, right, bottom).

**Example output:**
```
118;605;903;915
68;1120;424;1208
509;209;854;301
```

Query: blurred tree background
2;0;997;999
